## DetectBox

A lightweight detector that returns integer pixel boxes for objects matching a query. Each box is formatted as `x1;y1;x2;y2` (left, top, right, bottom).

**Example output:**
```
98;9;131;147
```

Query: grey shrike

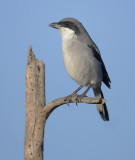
49;18;111;121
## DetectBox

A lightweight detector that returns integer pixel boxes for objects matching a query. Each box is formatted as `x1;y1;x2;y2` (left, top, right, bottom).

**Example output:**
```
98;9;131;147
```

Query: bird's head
49;18;83;39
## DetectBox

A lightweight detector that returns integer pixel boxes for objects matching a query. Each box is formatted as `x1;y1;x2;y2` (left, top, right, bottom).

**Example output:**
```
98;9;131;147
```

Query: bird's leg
72;85;83;95
65;85;83;102
76;84;93;102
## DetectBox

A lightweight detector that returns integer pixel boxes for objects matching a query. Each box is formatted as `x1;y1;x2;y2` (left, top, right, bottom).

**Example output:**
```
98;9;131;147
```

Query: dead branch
44;96;105;118
24;46;106;160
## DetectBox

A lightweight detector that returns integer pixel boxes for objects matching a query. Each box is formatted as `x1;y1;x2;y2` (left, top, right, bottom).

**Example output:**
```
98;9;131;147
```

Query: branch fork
24;46;106;160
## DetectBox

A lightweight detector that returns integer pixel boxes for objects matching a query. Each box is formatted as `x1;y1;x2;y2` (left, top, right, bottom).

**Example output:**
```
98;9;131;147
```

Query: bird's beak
49;22;61;29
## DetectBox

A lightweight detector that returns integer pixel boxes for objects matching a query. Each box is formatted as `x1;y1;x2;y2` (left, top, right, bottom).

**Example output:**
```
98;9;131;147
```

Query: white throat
59;27;76;40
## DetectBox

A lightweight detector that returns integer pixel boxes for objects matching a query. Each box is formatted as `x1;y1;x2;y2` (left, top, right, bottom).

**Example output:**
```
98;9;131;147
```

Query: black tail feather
93;88;109;121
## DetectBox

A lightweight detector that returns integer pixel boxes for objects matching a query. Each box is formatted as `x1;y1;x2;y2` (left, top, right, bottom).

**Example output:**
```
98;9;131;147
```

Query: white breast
59;28;102;86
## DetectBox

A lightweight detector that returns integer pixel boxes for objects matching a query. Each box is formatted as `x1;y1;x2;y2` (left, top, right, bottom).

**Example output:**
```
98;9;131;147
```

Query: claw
64;93;78;103
67;103;70;107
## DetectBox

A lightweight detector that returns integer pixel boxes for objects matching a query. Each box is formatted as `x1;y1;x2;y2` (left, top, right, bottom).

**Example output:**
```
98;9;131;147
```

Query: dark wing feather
87;45;111;88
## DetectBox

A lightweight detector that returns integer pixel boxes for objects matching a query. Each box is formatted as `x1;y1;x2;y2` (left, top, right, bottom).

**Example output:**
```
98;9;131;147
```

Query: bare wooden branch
44;96;106;118
24;46;45;160
24;46;106;160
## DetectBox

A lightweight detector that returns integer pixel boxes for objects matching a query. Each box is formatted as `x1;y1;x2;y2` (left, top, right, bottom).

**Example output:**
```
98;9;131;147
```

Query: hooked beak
49;22;61;29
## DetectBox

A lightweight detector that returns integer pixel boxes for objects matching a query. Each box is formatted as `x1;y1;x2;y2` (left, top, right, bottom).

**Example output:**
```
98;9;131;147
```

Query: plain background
0;0;135;159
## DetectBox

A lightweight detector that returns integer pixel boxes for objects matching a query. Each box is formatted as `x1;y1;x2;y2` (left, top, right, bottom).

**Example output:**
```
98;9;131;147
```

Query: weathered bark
24;46;106;160
24;46;46;160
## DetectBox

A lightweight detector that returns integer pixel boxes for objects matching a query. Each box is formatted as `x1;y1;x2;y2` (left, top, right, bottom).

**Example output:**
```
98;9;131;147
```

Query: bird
49;18;111;121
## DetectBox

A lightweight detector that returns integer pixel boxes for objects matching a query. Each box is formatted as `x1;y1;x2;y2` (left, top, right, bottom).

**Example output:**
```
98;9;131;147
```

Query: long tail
93;88;109;121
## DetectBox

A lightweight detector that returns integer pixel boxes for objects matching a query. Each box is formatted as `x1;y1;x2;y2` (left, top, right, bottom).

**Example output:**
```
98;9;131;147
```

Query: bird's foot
64;93;78;103
64;92;87;106
75;94;87;103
